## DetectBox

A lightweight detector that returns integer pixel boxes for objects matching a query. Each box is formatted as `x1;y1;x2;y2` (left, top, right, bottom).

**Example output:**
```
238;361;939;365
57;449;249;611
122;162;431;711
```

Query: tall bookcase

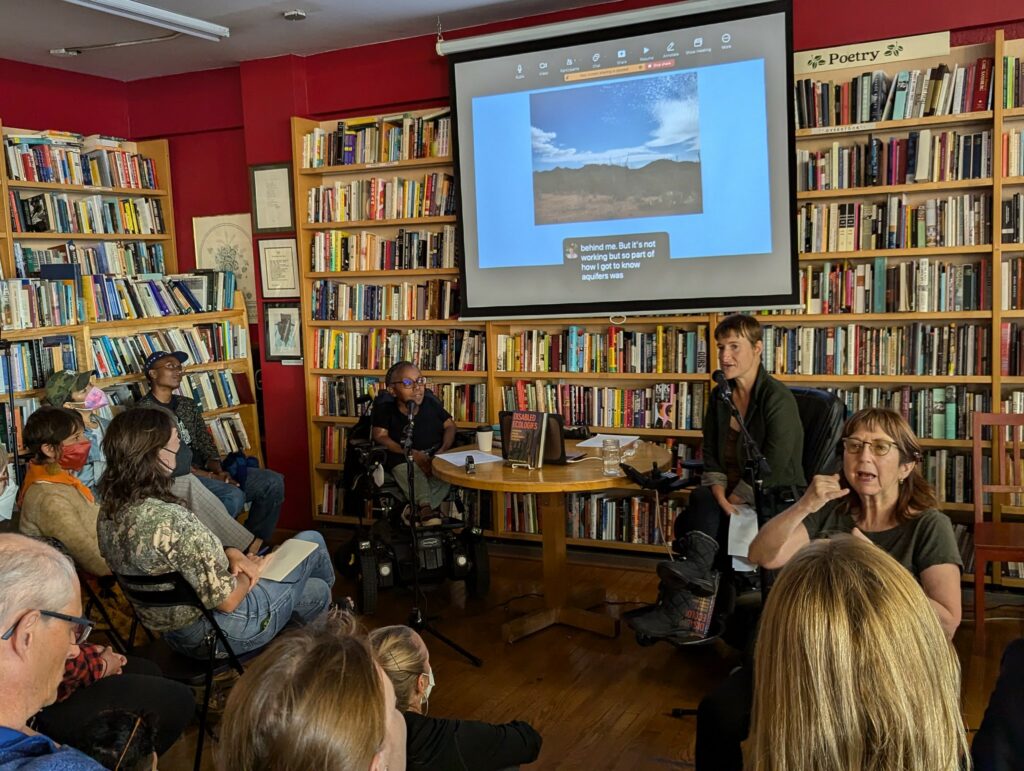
294;30;1024;585
0;122;262;461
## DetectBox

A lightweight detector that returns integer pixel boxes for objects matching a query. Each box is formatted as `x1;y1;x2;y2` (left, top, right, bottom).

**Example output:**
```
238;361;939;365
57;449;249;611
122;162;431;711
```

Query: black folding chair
79;572;128;654
114;571;247;771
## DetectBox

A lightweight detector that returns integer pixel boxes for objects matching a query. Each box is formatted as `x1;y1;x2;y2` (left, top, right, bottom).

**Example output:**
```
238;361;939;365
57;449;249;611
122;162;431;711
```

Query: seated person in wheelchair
372;361;456;523
628;314;805;639
96;407;336;660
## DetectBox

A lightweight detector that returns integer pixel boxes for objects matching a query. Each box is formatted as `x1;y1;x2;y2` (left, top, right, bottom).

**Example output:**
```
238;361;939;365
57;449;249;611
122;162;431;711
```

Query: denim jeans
198;467;285;541
163;531;335;659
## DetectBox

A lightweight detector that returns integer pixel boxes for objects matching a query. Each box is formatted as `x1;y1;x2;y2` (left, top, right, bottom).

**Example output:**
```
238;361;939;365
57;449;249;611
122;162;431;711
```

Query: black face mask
171;443;194;478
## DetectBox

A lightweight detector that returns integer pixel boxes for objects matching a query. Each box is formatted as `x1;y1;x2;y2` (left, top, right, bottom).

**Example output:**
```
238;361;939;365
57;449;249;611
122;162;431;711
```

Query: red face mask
58;440;91;472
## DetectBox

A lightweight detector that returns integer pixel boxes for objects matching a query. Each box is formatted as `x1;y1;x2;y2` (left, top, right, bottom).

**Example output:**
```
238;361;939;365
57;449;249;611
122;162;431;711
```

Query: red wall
5;0;1024;529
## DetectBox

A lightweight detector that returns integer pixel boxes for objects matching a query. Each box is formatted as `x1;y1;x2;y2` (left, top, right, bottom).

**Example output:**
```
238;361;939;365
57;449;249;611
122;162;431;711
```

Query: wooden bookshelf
0;121;261;466
292;32;1024;569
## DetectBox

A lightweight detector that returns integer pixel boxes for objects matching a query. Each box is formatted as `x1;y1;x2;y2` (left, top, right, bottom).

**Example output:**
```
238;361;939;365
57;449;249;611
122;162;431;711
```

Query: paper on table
435;450;504;466
260;538;318;582
727;504;759;559
576;434;640;448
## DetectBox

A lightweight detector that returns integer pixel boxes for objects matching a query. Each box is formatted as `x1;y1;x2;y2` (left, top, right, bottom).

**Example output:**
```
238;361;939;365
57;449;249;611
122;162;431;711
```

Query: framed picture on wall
264;302;302;362
258;238;300;298
249;163;294;233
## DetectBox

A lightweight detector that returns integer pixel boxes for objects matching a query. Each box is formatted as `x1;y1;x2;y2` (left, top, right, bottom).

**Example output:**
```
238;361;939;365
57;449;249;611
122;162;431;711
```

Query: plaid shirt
58;643;106;702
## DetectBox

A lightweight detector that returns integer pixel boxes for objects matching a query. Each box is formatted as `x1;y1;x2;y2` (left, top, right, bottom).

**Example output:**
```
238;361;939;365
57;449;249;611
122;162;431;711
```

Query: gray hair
0;534;78;630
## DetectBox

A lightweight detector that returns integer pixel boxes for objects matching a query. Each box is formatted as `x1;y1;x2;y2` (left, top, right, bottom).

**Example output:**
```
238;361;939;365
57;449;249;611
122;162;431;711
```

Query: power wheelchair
334;391;490;614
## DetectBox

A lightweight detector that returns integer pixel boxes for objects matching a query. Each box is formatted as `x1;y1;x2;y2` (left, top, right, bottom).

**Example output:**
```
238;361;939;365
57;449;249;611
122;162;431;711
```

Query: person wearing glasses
138;350;285;554
0;533;105;769
372;361;456;523
695;407;962;771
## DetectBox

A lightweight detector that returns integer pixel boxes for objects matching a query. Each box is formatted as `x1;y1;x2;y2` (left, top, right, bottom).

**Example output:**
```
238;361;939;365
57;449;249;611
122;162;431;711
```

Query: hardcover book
504;410;547;469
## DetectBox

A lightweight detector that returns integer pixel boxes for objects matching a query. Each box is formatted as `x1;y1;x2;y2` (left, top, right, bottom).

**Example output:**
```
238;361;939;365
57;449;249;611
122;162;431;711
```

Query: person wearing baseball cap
138;350;284;553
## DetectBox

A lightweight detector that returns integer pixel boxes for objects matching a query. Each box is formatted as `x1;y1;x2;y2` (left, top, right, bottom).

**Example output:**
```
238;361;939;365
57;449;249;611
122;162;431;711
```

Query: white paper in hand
727;504;759;559
259;538;318;582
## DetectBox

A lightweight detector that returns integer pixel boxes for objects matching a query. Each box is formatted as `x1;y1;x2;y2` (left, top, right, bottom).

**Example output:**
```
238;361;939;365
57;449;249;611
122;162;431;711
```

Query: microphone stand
401;400;482;667
717;382;772;605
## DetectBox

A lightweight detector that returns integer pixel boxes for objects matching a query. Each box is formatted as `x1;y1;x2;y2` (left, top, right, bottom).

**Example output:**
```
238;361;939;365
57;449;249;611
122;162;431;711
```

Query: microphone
406;399;417;416
711;370;733;400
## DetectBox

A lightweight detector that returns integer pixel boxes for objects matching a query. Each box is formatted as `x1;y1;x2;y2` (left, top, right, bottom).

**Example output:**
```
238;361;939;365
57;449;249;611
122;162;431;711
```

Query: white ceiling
0;0;604;81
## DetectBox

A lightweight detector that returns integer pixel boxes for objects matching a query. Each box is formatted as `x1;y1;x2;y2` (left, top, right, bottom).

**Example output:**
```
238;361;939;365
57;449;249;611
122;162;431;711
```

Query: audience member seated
972;637;1024;770
370;625;542;770
695;407;962;771
44;370;250;553
371;361;456;523
629;314;804;639
96;407;335;659
138;350;285;551
747;536;966;771
18;406;109;577
34;640;193;759
76;710;158;771
217;612;407;771
43;371;109;496
0;533;105;769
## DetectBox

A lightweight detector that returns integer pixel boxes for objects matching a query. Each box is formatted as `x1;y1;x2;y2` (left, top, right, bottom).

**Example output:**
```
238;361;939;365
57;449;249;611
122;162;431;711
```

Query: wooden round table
433;440;671;643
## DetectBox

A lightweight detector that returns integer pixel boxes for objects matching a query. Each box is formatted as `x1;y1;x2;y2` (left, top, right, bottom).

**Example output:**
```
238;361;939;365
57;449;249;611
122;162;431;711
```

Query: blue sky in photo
530;70;700;171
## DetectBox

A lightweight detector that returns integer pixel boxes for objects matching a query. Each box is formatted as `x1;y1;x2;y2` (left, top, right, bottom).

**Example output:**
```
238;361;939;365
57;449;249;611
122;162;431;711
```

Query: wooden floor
159;542;1024;770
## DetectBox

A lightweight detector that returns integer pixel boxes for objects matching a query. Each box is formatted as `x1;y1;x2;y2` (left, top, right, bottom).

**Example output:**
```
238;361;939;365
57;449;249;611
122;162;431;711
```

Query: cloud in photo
530;71;700;171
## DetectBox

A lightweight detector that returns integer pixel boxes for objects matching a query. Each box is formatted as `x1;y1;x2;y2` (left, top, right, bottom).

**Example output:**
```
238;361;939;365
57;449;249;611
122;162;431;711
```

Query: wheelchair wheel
465;538;490;599
358;552;379;615
333;538;360;581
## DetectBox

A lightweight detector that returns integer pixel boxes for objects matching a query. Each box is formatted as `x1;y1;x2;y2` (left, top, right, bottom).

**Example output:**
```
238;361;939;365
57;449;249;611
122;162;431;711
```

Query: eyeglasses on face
841;437;899;457
391;377;428;388
1;609;94;645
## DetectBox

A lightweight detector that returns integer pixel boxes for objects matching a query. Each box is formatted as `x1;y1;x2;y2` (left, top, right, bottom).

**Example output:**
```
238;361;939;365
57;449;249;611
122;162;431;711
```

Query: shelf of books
291;109;486;526
0;122;262;466
785;28;1024;588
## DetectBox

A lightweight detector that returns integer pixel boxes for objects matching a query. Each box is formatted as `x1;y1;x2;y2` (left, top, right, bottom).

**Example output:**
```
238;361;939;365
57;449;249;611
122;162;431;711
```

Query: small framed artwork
264;302;302;362
249;163;294;234
258;238;300;298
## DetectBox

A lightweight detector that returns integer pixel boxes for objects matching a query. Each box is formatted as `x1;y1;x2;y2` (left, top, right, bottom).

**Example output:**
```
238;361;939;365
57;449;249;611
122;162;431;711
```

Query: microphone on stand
711;369;733;401
402;400;417;449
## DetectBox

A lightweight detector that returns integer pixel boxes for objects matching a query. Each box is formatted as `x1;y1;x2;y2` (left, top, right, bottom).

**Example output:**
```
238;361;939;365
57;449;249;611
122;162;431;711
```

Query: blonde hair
217;613;386;771
748;537;966;771
369;625;428;712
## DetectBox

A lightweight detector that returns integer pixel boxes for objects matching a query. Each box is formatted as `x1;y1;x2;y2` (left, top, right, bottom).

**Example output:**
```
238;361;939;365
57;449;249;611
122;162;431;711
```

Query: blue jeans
164;531;335;659
198;467;285;541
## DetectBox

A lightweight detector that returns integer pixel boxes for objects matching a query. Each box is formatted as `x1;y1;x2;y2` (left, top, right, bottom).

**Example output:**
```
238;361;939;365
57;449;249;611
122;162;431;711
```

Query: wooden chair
972;412;1024;644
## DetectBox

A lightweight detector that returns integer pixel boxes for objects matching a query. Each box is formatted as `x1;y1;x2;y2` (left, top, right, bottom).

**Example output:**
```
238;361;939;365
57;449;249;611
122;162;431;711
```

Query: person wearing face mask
44;370;110;496
18;406;109;577
97;407;335;659
370;625;542;771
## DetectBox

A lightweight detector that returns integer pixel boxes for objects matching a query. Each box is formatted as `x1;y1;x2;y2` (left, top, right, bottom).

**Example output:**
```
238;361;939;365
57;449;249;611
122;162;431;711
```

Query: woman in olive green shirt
749;407;962;639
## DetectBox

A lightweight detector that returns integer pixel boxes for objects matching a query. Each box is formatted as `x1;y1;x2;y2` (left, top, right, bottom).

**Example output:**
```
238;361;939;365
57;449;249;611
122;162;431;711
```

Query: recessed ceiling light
282;9;307;21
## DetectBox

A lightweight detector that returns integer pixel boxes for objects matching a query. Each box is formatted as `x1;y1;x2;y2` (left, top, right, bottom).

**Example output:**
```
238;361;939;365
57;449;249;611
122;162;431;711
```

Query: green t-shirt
802;501;962;579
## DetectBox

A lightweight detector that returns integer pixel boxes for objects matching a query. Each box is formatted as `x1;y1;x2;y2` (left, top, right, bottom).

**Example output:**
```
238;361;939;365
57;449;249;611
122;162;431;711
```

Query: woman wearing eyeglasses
372;361;456;522
749;407;962;639
696;408;963;771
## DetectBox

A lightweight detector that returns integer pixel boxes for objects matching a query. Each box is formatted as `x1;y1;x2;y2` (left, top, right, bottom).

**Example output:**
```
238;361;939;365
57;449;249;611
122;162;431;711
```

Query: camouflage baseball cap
45;370;93;407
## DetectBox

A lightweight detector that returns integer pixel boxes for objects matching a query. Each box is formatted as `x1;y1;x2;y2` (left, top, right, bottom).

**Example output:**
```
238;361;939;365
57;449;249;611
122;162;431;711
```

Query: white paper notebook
259;538;318;582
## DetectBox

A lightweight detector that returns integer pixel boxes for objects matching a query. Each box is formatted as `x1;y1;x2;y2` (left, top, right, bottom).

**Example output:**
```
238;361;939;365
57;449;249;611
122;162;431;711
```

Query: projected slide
530;72;703;226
